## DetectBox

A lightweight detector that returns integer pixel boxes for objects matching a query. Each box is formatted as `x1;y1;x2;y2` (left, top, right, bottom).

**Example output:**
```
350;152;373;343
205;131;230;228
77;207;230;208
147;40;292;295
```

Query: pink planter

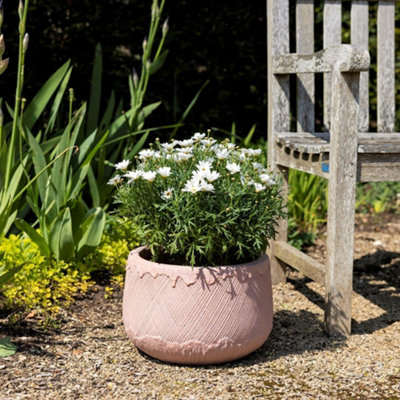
123;247;273;365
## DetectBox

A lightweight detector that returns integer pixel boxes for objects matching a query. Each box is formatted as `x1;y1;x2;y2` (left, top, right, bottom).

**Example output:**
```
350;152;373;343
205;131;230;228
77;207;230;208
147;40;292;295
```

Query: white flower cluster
182;160;220;193
108;132;277;198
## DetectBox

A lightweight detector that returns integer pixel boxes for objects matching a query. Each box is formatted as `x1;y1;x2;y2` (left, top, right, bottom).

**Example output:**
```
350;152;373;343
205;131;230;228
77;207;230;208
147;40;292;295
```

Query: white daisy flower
176;146;193;155
215;148;230;160
161;142;176;151
201;138;216;147
107;174;123;185
142;171;157;182
204;170;220;182
182;179;202;193
260;173;276;186
162;188;173;200
247;149;262;157
192;132;206;141
191;169;205;181
226;162;241;174
254;183;266;192
227;143;236;150
180;138;194;147
196;160;213;172
200;180;215;192
114;160;130;171
139;149;155;160
158;166;171;178
253;162;264;171
174;152;193;162
125;170;143;182
238;151;247;162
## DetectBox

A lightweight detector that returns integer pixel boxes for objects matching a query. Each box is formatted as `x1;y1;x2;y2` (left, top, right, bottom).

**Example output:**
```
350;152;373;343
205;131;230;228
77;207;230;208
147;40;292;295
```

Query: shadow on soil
285;249;400;336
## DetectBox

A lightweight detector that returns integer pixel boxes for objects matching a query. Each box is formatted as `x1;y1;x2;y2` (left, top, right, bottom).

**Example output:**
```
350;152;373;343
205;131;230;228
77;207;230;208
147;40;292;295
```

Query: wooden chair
267;0;400;337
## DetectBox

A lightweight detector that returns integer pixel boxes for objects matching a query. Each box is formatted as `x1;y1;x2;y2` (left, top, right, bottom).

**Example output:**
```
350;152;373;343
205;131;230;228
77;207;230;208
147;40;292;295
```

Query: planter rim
126;246;269;288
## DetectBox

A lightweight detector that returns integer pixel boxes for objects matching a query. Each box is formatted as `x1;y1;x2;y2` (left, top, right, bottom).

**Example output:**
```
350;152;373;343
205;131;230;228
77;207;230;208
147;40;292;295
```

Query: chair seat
275;132;400;182
276;132;400;154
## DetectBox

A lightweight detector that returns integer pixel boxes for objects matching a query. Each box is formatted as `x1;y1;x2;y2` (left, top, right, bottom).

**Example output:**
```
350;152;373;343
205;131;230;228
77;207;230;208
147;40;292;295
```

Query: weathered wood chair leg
269;166;289;285
324;71;359;337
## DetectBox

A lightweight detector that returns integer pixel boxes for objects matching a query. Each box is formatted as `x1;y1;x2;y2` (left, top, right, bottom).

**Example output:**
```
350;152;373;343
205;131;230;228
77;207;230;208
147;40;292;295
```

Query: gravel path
1;214;399;399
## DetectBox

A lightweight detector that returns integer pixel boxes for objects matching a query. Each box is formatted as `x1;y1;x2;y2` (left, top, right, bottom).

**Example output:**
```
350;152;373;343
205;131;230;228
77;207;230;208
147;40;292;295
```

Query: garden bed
1;213;399;400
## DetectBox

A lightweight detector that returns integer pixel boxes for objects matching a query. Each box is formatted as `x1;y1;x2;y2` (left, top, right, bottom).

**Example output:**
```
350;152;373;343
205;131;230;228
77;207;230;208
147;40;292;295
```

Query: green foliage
0;338;17;358
113;133;286;266
17;98;106;262
0;234;91;318
83;217;140;276
356;182;400;214
288;170;328;235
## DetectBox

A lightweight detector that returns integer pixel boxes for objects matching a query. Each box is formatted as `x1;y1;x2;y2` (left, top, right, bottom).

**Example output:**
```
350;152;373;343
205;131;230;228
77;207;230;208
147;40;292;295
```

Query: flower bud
23;33;29;53
162;18;169;36
0;34;5;58
18;0;23;20
142;37;148;53
151;3;159;19
0;57;9;75
69;88;74;102
132;67;138;87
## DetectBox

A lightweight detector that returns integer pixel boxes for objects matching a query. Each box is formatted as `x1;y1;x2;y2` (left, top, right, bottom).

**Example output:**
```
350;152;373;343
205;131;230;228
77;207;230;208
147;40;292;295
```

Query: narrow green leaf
50;208;75;261
149;49;169;75
45;66;73;136
171;81;209;137
125;130;150;160
87;166;100;207
99;91;116;135
26;128;48;203
244;124;256;147
15;218;51;257
77;207;106;254
23;61;71;130
87;43;102;136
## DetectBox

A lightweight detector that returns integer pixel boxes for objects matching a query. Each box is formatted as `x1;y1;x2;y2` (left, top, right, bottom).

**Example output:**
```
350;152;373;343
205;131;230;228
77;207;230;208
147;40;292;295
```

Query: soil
1;213;400;400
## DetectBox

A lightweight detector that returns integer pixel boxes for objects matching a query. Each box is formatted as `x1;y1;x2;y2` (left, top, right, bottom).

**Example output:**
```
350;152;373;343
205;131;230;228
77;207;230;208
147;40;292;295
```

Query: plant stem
5;0;29;189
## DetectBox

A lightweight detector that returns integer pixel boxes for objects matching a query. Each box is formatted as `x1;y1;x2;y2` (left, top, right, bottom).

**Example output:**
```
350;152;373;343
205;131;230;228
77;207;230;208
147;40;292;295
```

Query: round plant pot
122;247;273;365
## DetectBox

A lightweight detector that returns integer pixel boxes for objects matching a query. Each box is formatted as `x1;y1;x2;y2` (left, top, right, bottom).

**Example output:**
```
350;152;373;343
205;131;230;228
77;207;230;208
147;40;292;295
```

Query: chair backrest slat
377;1;395;132
296;0;315;132
351;1;369;132
267;0;290;136
323;1;342;131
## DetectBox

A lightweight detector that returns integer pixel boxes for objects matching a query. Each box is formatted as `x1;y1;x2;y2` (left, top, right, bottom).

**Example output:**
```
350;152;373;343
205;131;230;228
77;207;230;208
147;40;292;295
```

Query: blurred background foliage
0;0;268;139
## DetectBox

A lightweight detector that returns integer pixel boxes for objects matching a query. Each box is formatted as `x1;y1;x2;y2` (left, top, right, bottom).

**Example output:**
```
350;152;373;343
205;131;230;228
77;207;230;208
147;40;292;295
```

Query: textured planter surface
123;247;273;365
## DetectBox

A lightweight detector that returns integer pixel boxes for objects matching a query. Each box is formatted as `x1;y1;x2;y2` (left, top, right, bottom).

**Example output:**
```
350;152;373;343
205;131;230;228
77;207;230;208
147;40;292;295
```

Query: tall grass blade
87;43;102;136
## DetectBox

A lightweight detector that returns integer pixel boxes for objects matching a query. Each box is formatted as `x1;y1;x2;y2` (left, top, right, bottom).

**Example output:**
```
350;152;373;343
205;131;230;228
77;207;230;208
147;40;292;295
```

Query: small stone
373;240;383;247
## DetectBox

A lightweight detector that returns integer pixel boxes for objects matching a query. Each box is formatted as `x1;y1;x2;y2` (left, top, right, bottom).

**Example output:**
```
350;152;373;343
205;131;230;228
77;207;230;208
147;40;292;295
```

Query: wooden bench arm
272;45;370;74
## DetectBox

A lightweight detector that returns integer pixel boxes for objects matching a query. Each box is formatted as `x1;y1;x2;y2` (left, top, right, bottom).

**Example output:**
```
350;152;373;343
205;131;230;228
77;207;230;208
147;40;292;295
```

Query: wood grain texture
377;1;395;132
325;71;359;337
351;1;369;132
274;241;326;285
296;0;315;132
267;0;290;284
273;45;370;74
323;1;342;131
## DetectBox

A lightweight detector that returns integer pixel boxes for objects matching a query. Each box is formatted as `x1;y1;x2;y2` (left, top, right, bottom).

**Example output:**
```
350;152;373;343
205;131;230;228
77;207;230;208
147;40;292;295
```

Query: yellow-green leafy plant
0;234;91;319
